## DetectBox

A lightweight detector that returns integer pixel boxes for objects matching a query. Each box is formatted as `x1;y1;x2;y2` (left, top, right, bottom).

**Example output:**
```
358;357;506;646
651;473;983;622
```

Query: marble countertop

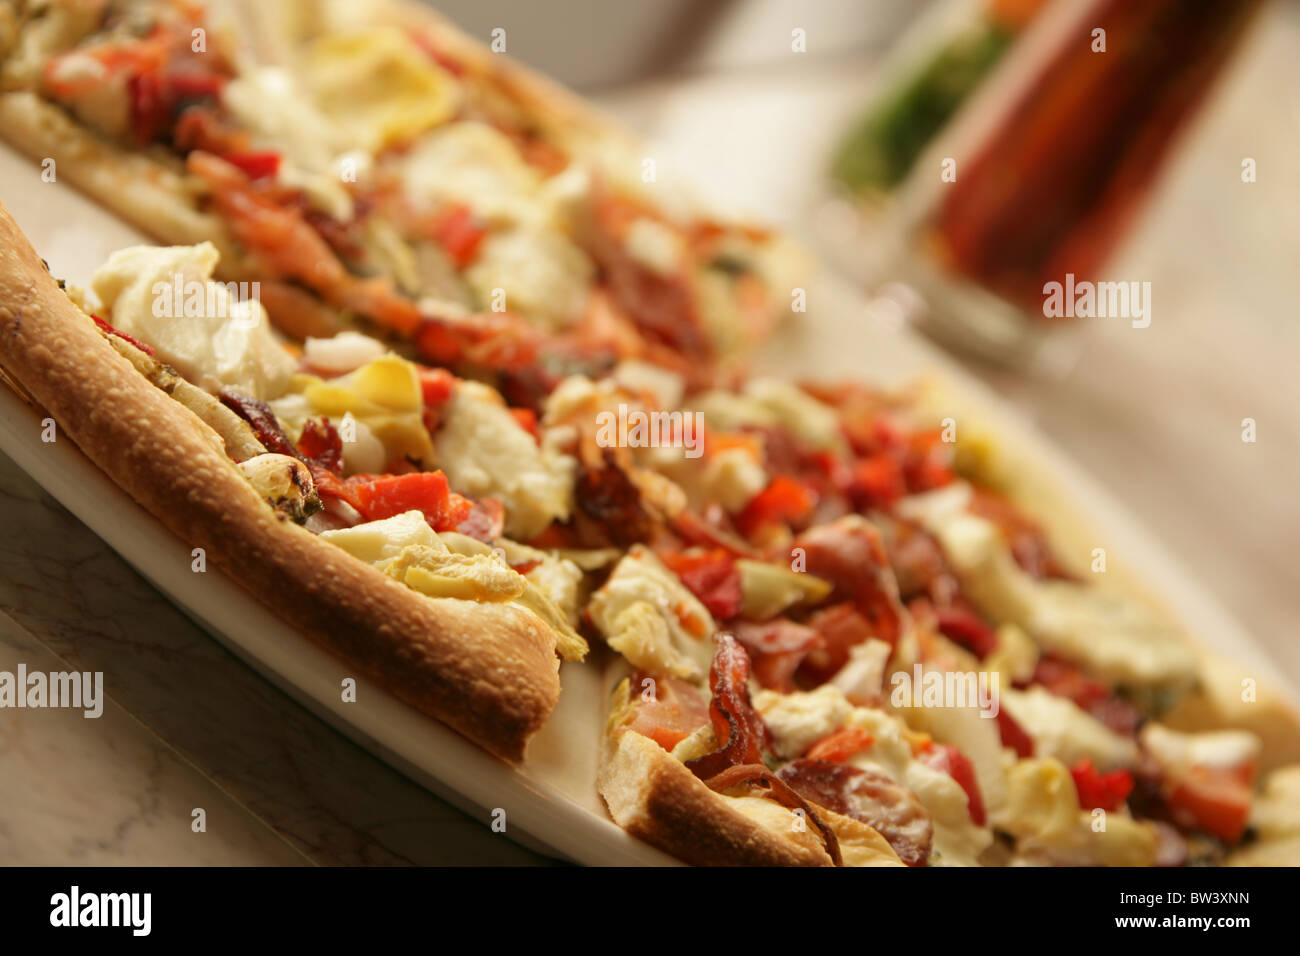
0;453;551;865
3;5;1298;866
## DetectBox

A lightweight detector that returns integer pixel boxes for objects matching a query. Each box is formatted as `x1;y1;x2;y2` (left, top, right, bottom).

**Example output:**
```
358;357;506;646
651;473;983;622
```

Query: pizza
0;0;803;401
1;0;1298;868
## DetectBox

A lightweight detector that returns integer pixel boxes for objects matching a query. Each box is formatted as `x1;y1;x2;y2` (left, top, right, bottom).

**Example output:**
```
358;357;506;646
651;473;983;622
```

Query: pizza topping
186;151;423;336
315;509;439;565
799;603;881;687
1068;758;1135;813
1002;758;1156;866
793;516;905;650
302;331;389;376
91;242;295;400
1027;655;1142;737
694;379;846;454
684;633;772;780
319;513;578;661
1001;686;1139;771
219;391;301;460
432;380;574;539
437;533;587;660
968;487;1073;581
659;549;742;620
756;686;994;863
734;559;832;621
89;313;155;357
777;760;933;866
994;708;1036;759
572;453;654;547
585;191;707;360
901;482;1199;695
704;763;843;866
236;453;320;523
1136;724;1259;844
807;726;877;764
587;545;716;680
917;743;987;827
732;619;824;694
735;475;818;538
624;673;712;752
345;472;474;531
296;418;344;475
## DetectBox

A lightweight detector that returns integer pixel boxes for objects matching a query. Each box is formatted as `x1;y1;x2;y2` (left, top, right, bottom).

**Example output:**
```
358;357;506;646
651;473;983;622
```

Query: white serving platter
1;142;1294;866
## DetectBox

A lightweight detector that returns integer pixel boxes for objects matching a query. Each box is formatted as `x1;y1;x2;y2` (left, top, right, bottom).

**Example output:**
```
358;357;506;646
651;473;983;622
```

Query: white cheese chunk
465;227;592;330
755;686;854;759
1140;723;1261;775
303;331;388;376
433;381;575;540
91;243;295;400
901;483;1198;692
1002;686;1139;770
693;379;845;453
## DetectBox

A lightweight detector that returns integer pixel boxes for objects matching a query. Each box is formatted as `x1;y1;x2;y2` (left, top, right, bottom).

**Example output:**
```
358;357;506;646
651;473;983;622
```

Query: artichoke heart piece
381;544;526;603
303;28;458;152
438;532;589;662
736;559;832;620
238;453;321;522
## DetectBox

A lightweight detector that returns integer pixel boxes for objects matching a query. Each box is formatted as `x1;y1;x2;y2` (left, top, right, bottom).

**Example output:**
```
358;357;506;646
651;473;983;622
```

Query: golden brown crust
598;727;833;867
0;200;559;762
0;91;254;273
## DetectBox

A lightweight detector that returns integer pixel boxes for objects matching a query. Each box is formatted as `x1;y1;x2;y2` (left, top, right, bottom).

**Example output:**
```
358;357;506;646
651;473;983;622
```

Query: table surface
2;6;1297;865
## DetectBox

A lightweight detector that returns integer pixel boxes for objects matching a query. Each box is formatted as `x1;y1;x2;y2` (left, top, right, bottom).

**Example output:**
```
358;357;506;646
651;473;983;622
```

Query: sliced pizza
0;0;803;398
580;375;1300;866
0;203;599;761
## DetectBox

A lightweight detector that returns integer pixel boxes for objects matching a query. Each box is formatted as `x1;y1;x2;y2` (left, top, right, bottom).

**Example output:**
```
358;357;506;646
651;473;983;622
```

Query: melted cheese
1140;723;1261;775
693;379;845;453
756;686;992;866
91;243;294;400
900;483;1198;692
1002;687;1138;771
433;381;575;539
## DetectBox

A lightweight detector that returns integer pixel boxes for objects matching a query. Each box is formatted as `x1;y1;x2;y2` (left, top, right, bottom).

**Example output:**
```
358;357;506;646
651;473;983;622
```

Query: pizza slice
0;201;604;761
578;375;1300;865
0;0;803;398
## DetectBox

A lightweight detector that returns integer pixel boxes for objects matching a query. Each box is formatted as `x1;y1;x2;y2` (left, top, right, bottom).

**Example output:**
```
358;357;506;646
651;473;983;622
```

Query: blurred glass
824;0;1269;367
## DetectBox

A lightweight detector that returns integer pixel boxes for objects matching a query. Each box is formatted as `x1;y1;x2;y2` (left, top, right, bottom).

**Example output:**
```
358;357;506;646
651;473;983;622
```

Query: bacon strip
703;763;843;866
793;518;906;656
684;633;770;780
732;619;824;693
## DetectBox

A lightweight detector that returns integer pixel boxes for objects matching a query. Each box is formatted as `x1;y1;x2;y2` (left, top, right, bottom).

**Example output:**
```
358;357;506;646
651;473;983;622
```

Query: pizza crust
598;725;834;867
0;200;560;762
0;91;252;272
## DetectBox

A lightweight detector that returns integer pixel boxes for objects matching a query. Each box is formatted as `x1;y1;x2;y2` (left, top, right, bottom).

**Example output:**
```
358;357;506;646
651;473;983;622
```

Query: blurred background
430;0;1300;688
